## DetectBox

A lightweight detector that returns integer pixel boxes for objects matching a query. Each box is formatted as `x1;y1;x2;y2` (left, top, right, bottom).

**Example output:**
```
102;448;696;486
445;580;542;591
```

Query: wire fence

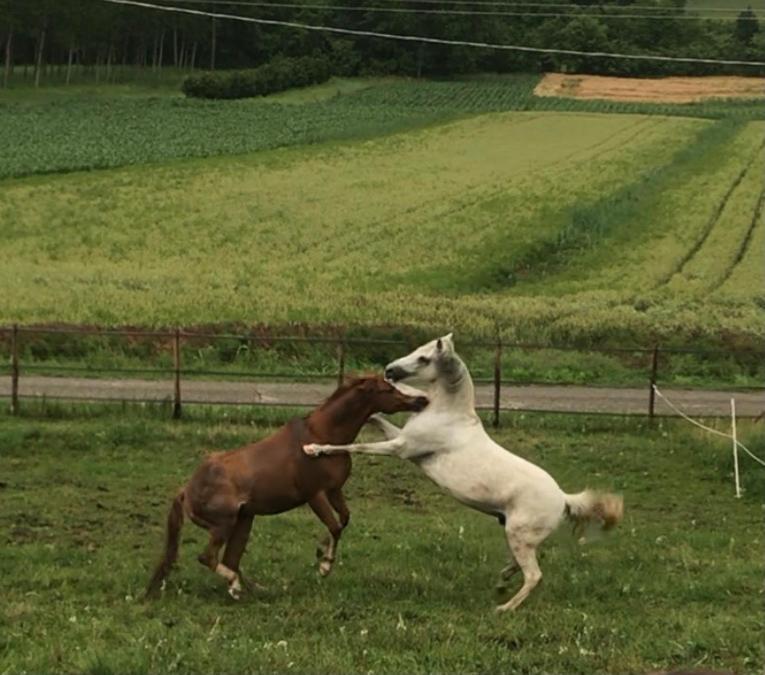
1;324;763;424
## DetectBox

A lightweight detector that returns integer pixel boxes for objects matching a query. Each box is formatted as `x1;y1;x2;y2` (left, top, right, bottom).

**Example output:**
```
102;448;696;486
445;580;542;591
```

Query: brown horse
146;375;428;599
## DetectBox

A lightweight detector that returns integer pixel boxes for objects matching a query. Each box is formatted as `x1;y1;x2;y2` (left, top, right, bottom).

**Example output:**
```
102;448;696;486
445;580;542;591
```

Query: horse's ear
437;333;454;353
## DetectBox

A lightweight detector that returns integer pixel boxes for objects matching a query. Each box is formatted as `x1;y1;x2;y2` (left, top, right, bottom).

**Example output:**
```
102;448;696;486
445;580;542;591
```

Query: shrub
182;55;333;100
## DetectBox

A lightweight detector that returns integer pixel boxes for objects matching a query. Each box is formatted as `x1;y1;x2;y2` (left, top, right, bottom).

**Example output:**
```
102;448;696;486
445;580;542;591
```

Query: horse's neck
307;397;369;444
432;355;477;414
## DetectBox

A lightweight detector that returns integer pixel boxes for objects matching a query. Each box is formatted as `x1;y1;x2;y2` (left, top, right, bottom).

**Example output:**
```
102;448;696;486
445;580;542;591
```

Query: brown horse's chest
232;440;351;515
296;452;351;492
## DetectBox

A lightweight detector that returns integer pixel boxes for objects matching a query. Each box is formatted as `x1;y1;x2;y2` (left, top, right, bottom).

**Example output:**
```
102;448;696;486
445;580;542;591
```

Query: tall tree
735;6;760;46
0;0;17;87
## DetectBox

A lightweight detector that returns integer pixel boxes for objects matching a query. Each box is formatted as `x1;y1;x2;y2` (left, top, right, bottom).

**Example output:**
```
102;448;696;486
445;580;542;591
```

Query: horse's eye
418;356;431;366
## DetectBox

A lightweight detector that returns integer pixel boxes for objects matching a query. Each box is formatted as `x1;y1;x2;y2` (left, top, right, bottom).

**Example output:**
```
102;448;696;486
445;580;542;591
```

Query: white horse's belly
402;408;566;524
417;451;508;513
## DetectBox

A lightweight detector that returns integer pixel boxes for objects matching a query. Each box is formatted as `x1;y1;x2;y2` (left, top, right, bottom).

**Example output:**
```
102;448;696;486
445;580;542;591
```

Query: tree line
1;0;762;87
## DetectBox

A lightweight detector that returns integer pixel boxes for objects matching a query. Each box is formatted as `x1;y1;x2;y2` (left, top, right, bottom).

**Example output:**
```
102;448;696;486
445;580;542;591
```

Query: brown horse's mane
317;373;378;409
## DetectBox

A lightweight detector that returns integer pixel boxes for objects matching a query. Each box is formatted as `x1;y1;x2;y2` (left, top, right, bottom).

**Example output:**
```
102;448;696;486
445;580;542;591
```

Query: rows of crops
468;120;765;347
2;75;763;180
0;112;692;331
0;95;446;180
2;107;763;352
352;77;765;119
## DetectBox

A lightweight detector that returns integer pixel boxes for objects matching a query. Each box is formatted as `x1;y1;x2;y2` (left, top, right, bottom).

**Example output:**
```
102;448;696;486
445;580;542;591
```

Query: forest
0;0;762;86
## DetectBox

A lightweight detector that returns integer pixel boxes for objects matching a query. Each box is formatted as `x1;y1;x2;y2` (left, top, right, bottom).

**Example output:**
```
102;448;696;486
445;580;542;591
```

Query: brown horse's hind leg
327;488;350;529
221;512;265;593
198;531;245;599
308;491;343;577
193;496;245;599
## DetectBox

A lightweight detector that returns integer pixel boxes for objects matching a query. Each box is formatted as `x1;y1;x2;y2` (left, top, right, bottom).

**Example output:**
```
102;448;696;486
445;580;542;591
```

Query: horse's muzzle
412;396;429;412
384;366;410;382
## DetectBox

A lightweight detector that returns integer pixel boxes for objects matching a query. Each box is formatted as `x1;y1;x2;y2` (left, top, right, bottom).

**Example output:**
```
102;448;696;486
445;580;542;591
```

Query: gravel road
3;375;763;417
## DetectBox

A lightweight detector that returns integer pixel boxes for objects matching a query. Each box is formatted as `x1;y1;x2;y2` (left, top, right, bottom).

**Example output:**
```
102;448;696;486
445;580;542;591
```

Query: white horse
304;334;623;611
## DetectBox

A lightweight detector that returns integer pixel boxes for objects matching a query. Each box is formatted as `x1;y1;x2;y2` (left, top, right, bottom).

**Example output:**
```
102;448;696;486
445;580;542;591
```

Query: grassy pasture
0;406;762;673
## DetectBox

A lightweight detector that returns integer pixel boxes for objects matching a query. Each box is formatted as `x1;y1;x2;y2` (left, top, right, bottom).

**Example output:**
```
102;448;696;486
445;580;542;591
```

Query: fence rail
2;324;763;423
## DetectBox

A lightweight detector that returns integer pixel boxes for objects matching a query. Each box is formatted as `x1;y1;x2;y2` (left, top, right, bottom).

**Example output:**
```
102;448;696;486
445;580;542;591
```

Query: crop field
0;406;762;673
1;81;764;350
2;75;763;180
534;74;765;104
1;75;764;396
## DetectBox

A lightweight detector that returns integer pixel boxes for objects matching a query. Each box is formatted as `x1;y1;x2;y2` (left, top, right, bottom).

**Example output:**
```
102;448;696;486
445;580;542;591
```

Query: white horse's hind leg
495;531;542;612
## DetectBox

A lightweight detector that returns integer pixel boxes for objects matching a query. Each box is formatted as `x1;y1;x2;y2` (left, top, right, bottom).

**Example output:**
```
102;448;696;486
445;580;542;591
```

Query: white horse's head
384;333;455;385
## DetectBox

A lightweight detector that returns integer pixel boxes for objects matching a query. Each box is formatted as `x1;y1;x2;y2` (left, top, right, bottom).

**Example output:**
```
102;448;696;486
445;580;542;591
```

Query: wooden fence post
493;337;502;428
336;332;346;387
173;328;182;419
648;345;659;419
10;324;19;415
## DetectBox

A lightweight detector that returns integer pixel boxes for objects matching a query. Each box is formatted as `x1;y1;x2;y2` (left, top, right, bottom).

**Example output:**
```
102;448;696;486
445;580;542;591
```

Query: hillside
1;80;762;348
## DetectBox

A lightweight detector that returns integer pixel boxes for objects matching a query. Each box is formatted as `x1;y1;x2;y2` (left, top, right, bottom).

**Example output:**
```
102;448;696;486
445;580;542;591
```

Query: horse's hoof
228;580;243;600
303;444;319;456
318;560;333;577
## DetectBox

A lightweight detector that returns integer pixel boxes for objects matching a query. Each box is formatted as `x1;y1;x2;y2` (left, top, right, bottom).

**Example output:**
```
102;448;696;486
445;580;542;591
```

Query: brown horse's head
360;376;429;415
330;375;428;416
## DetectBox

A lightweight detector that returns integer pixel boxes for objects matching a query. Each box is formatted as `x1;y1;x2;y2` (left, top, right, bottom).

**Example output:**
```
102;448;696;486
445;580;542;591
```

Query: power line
155;0;757;12
98;0;765;66
150;0;757;19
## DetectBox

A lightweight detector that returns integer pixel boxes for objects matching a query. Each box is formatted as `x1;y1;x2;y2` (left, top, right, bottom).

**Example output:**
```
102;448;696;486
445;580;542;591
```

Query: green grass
0;66;188;99
0;407;762;673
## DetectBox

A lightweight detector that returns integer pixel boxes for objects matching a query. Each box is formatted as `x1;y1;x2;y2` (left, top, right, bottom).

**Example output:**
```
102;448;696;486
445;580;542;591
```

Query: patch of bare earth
534;73;765;103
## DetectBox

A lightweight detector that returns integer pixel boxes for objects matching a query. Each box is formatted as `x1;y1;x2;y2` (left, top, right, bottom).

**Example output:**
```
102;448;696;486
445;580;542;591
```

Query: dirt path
3;375;763;417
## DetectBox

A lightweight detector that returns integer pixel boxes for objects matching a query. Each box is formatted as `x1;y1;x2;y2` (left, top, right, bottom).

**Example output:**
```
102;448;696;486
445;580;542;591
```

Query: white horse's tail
564;490;623;533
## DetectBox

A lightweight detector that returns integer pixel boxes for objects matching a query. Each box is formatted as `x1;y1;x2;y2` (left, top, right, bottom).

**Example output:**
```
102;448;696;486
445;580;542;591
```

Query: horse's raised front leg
308;491;343;577
304;437;405;457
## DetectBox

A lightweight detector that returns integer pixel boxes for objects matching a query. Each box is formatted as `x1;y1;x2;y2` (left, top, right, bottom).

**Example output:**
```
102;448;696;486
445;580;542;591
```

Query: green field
0;406;762;673
1;77;764;348
1;75;764;396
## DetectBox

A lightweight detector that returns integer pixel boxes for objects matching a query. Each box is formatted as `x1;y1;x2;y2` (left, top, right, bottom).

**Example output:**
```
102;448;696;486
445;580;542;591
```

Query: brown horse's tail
145;489;185;598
